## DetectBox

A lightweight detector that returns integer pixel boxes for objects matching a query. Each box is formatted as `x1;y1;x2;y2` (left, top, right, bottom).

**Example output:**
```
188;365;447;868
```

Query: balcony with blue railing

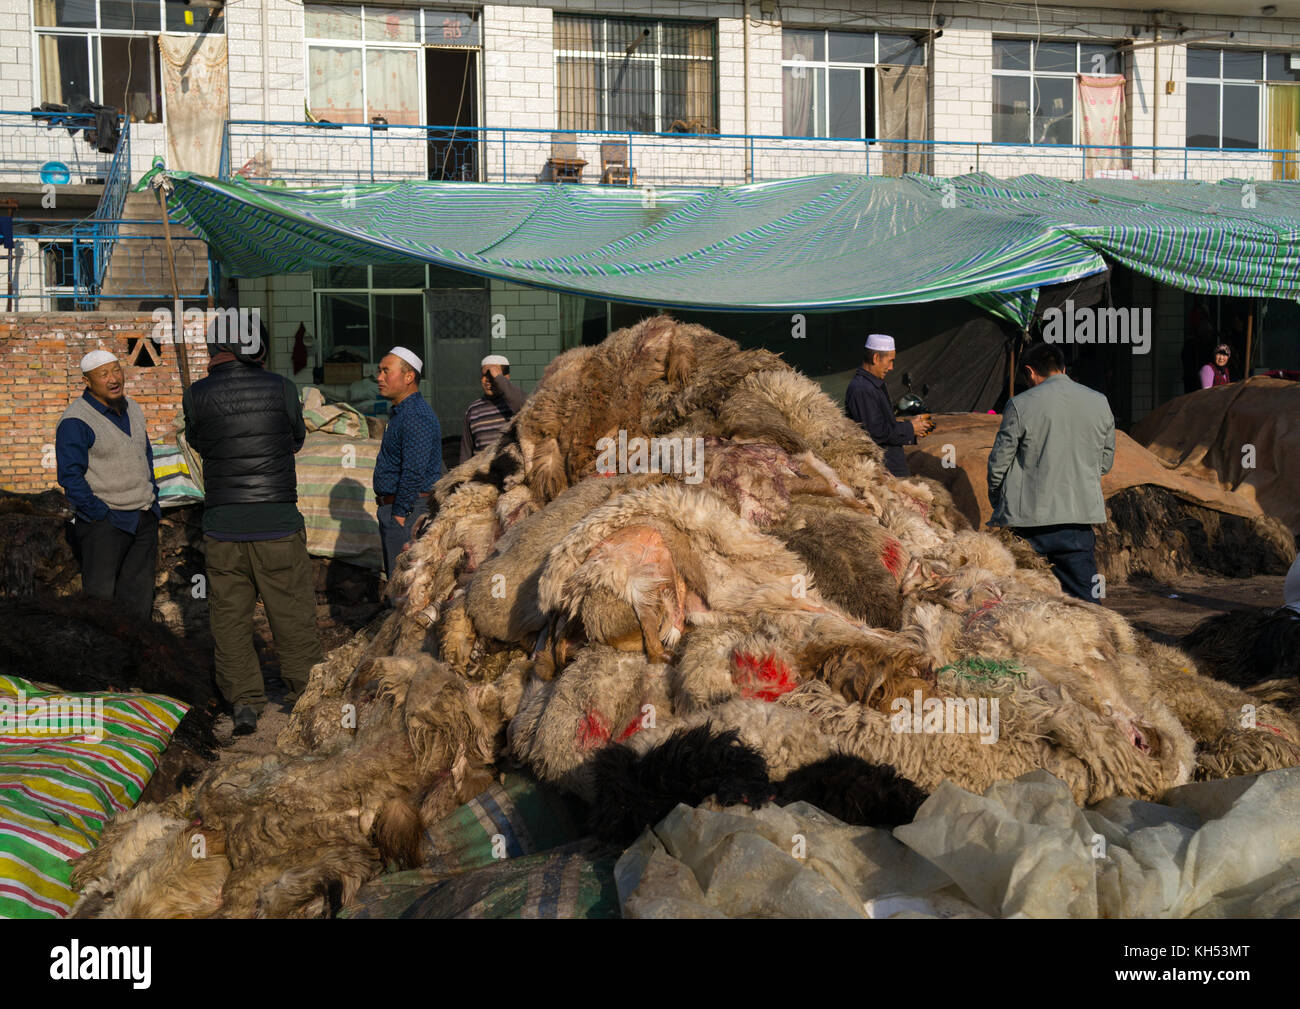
219;119;1300;188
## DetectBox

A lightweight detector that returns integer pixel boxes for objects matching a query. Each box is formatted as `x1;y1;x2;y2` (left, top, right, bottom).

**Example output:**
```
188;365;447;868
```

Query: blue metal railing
1;110;144;308
219;119;1300;188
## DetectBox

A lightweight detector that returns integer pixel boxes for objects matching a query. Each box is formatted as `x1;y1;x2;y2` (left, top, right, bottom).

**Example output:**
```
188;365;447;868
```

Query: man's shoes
232;705;259;736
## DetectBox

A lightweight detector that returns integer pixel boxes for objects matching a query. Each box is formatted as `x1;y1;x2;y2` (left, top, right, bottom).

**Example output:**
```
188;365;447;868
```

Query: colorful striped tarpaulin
161;171;1300;327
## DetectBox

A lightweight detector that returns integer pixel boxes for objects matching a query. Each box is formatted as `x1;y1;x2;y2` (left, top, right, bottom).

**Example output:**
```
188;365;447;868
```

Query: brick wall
0;314;207;494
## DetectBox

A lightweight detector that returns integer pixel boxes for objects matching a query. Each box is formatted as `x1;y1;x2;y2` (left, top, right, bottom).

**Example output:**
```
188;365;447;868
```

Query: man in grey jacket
987;342;1115;601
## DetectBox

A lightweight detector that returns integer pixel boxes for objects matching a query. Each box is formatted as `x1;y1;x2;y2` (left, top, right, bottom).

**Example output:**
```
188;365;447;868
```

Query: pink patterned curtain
1078;74;1126;176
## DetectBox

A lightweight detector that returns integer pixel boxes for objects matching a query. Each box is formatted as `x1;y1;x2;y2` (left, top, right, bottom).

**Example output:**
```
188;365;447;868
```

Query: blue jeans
1013;523;1099;602
377;503;413;581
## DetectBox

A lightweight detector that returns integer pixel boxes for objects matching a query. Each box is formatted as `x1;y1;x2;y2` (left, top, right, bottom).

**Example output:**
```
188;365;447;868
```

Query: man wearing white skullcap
373;346;443;580
461;353;526;461
845;333;933;477
55;349;160;620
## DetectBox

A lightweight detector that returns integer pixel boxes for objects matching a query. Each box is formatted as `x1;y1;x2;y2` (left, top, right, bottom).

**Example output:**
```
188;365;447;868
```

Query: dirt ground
206;572;1291;757
1103;572;1288;644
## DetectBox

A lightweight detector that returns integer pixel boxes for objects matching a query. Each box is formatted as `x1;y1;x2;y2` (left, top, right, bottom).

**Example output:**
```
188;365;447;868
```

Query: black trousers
74;511;158;621
1013;523;1099;602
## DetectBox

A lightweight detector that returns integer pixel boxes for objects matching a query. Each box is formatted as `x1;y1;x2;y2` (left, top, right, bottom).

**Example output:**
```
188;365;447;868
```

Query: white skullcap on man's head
865;333;895;352
80;349;119;373
481;354;510;368
387;346;423;374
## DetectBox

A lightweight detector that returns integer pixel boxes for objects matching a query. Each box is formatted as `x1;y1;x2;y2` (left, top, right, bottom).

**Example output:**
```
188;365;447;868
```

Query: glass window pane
1222;85;1260;148
366;48;420;125
1186;82;1221;147
557;56;603;131
308;46;365;123
662;59;714;133
828;67;861;138
38;34;93;107
828;31;873;64
165;1;224;32
555;14;601;52
34;0;96;28
783;64;819;136
1081;44;1121;76
1222;50;1262;81
879;33;922;66
365;7;419;43
662;21;712;58
1034;41;1076;72
783;29;823;62
1186;48;1220;79
607;59;655;133
607;18;656;57
305;3;362;40
372;262;426;289
101;36;162;123
99;0;162;31
1034;76;1073;143
993;39;1031;72
425;12;479;48
1266;52;1300;82
427;265;484;288
372;295;423;362
319;292;372;362
314;265;369;288
993;75;1030;142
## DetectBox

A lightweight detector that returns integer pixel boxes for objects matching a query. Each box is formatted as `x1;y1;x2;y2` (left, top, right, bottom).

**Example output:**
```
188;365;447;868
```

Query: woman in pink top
1199;343;1232;388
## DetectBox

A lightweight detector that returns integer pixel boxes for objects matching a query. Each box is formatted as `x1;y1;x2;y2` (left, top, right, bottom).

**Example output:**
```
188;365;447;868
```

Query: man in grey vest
55;349;160;620
987;342;1115;601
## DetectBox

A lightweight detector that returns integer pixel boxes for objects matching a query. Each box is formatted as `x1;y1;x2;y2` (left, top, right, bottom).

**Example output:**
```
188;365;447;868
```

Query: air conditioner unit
1290;53;1300;70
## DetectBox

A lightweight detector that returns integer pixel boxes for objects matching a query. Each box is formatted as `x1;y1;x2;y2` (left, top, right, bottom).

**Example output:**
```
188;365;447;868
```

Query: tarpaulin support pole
1245;302;1255;376
155;186;192;391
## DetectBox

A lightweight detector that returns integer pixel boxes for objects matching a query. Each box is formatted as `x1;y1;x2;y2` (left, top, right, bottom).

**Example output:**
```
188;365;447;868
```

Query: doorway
426;49;479;181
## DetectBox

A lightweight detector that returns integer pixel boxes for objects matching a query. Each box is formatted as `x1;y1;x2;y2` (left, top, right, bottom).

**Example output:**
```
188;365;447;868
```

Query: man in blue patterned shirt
373;346;443;580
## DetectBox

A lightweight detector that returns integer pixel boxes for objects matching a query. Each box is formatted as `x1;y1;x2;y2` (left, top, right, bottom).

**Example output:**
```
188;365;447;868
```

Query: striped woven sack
0;675;188;919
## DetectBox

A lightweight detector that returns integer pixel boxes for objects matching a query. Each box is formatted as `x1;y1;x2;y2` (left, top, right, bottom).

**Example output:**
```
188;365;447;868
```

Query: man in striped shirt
460;354;526;462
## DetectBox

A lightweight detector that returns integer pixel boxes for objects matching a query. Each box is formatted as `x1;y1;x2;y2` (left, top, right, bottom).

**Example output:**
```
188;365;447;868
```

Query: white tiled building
4;0;1300;434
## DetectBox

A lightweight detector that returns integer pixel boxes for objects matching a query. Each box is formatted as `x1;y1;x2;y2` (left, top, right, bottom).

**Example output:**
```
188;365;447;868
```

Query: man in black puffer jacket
184;316;322;736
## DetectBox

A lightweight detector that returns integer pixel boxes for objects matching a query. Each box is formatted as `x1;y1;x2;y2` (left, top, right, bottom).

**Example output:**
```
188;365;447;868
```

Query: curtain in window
308;45;364;122
783;31;817;137
1268;84;1300;180
1078;74;1126;176
38;34;67;105
877;64;928;175
558;56;600;130
366;48;419;125
159;33;228;176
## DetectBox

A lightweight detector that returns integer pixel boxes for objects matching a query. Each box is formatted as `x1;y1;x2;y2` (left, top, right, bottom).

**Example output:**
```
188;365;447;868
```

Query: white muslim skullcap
387;346;423;374
80;349;119;373
481;354;510;368
865;333;896;352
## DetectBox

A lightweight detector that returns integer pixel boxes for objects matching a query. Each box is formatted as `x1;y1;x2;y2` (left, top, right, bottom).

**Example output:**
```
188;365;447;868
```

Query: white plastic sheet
616;767;1300;918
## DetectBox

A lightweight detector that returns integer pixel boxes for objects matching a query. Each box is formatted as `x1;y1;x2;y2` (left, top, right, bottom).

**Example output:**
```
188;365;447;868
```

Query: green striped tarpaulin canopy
160;171;1300;328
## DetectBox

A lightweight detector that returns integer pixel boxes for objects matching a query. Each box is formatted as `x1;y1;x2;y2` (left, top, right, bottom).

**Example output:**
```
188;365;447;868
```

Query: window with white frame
32;0;221;122
781;29;924;139
554;15;716;134
1186;48;1300;149
992;39;1124;145
304;5;480;127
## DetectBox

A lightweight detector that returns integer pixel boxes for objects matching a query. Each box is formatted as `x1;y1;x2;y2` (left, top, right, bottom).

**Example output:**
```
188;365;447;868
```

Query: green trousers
203;529;323;711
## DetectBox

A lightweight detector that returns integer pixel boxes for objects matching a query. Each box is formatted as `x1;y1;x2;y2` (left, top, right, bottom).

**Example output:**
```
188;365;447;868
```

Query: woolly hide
72;316;1300;918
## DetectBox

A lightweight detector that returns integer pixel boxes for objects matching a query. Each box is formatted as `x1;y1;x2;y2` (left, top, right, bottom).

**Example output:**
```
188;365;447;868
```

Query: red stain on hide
576;710;611;749
963;597;1002;629
730;651;798;702
1258;721;1285;737
880;539;905;580
617;712;644;741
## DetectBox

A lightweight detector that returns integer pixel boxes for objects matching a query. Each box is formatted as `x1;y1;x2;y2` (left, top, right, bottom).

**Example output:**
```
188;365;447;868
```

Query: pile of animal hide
71;318;1300;918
